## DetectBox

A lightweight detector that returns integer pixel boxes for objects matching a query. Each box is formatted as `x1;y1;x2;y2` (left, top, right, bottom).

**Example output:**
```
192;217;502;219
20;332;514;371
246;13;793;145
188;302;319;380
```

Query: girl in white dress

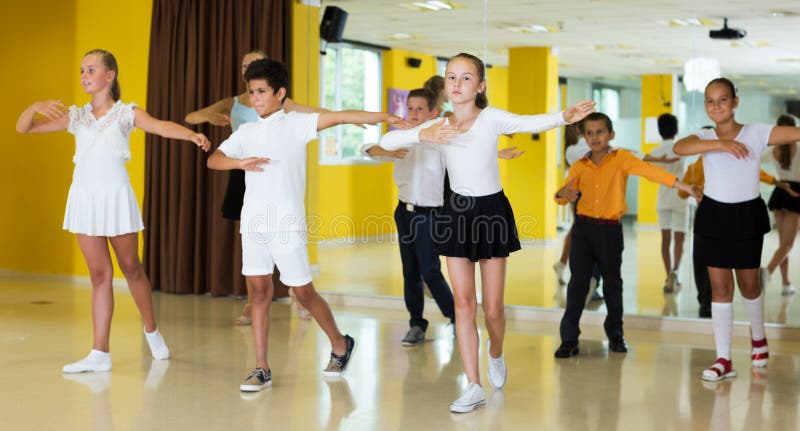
16;49;210;373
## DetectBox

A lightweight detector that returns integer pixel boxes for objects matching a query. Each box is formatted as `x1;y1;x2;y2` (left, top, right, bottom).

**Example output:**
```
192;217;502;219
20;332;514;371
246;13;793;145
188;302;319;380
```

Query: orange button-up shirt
555;148;677;220
677;156;776;199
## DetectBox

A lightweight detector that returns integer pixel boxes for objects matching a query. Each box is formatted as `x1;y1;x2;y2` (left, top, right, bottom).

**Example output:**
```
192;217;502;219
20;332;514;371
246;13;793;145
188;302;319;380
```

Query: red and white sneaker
751;338;769;368
702;358;737;382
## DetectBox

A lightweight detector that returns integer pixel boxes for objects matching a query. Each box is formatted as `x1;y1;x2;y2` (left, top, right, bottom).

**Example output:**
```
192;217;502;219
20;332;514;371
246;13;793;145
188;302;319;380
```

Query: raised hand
33;100;67;120
563;100;597;124
719;139;749;159
190;133;211;152
498;146;525;160
385;115;413;130
556;178;579;202
419;119;461;145
238;157;271;172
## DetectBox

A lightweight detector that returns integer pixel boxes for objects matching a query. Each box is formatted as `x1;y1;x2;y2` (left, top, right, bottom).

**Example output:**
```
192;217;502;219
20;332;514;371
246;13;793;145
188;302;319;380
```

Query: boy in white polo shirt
208;58;408;391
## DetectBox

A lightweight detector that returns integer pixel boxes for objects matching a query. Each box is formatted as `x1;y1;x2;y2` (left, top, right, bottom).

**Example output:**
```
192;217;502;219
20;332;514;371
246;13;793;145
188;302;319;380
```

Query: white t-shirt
380;107;567;197
649;139;687;210
694;123;773;203
218;110;319;232
361;144;445;207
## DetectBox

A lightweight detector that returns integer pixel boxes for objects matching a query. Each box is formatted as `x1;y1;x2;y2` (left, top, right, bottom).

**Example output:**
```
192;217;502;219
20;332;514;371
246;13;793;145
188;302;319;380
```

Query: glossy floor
316;222;800;325
2;278;800;430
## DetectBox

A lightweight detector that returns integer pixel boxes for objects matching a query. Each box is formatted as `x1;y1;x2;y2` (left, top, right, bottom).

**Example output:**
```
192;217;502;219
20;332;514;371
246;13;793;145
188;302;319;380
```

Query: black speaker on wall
320;6;348;43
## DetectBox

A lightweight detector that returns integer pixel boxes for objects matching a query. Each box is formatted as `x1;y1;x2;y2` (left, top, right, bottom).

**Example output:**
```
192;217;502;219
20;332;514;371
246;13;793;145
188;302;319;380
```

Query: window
319;43;382;163
591;86;621;121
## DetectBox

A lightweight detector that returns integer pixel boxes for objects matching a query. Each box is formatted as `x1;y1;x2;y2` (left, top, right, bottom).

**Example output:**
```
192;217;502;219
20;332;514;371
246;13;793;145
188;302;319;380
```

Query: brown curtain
144;0;292;295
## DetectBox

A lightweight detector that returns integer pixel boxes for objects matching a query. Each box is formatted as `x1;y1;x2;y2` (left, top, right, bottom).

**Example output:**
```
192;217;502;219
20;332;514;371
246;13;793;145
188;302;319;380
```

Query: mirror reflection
313;0;800;327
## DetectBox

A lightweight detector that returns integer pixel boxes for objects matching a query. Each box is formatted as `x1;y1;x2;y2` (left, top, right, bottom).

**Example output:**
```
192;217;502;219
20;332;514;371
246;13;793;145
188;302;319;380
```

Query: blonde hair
85;49;120;101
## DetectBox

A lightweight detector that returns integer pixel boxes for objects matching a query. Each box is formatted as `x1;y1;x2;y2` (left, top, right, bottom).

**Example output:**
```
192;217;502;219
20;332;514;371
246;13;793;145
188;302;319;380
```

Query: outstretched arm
207;149;270;171
768;126;800;146
283;98;330;115
317;111;409;131
16;100;70;134
135;108;210;151
184;97;234;126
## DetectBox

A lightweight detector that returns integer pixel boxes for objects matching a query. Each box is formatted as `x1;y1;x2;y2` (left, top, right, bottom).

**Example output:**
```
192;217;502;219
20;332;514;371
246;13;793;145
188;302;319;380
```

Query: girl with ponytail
16;49;210;373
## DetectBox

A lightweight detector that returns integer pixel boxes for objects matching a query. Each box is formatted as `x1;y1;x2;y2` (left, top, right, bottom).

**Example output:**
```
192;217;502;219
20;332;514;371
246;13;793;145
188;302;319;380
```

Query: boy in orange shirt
553;112;698;357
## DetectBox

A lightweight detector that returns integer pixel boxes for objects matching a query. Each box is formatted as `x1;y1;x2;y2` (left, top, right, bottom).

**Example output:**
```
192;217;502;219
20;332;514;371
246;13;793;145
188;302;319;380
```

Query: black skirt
435;190;521;262
221;169;246;220
693;195;770;269
768;181;800;213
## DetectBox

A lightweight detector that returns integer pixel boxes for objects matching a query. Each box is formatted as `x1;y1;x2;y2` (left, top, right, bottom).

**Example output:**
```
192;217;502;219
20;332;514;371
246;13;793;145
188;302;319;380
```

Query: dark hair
244;58;289;102
705;77;737;98
657;113;678;139
777;114;796;170
423;75;444;97
579;112;614;133
448;53;488;109
85;49;120;101
407;88;436;111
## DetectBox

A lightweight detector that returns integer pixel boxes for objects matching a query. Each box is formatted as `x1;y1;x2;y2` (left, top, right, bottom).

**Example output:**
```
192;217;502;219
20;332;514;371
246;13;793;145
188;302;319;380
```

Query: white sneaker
486;340;507;389
450;382;486;413
760;267;771;290
62;349;112;373
781;284;796;296
553;262;567;285
145;328;170;360
663;271;677;293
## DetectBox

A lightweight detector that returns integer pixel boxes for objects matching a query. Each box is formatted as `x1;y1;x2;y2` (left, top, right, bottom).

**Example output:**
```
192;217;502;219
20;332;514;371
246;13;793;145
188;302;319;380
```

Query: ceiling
321;0;800;93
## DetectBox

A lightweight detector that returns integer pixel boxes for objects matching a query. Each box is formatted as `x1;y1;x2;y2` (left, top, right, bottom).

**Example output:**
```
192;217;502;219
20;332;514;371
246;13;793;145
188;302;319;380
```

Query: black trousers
693;245;712;316
395;203;455;331
560;219;624;343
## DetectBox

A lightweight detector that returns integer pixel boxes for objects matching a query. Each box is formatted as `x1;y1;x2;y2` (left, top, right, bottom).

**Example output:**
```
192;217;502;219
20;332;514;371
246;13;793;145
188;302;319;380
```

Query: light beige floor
2;277;800;430
316;223;800;325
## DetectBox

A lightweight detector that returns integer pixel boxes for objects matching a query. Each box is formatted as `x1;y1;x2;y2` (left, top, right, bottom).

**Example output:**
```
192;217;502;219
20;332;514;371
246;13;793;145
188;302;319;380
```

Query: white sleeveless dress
63;101;144;236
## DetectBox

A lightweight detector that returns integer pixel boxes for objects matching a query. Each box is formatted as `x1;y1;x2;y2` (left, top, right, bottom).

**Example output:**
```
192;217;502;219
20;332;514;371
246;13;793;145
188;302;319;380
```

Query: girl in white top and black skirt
674;77;800;382
764;114;800;295
380;52;596;413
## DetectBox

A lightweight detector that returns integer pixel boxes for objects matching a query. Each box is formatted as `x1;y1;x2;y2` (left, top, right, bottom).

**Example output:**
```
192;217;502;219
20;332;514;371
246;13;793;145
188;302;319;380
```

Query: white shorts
241;231;312;286
657;207;688;232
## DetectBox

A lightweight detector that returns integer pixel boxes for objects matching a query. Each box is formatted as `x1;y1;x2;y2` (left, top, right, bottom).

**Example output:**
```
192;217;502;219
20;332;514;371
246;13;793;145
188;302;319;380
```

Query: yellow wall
638;74;673;224
506;47;560;240
1;1;150;276
0;1;77;274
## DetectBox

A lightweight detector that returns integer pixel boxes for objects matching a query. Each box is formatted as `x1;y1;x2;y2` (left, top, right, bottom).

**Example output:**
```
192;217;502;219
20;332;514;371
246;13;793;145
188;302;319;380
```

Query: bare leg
709;267;735;303
767;210;799;279
246;275;273;370
109;233;157;332
447;257;479;384
291;282;346;355
660;229;672;276
76;234;115;352
479;258;507;359
673;231;685;273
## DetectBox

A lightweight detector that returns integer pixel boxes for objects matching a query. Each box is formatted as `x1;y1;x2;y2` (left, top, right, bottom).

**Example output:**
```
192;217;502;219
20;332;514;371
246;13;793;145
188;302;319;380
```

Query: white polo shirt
694;123;773;203
218;110;319;232
361;143;445;207
380;107;566;197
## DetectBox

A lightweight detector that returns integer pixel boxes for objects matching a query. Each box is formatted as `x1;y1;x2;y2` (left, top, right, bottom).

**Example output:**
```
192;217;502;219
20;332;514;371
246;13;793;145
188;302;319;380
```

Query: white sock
88;349;111;361
742;292;766;341
144;327;170;360
711;302;733;360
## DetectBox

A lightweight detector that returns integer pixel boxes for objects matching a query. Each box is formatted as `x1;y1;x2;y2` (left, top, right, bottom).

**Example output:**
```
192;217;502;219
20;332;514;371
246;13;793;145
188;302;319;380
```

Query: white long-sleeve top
379;107;567;197
360;143;446;207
